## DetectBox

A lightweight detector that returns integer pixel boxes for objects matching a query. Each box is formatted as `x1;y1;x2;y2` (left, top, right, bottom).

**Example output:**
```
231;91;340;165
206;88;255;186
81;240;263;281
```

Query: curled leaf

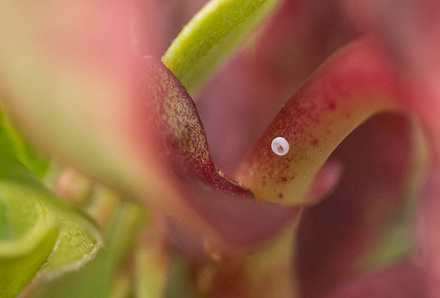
31;203;145;298
0;148;101;291
0;200;59;298
236;39;403;205
0;0;295;248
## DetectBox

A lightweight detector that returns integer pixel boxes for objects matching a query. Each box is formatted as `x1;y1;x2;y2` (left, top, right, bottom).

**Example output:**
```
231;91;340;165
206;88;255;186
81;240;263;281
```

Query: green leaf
0;149;102;295
32;203;145;298
0;201;59;298
162;0;281;95
0;107;49;178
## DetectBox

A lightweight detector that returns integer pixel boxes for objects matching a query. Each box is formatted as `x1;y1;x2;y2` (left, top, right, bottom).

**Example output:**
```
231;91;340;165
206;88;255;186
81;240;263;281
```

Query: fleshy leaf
0;0;172;208
162;0;282;94
236;39;403;205
0;200;59;297
32;203;144;298
144;59;299;248
0;0;296;249
0;149;101;274
143;58;250;196
0;0;248;226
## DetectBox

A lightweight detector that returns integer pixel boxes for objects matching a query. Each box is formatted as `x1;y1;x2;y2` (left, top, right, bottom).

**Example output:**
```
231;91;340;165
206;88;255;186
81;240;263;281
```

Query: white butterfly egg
271;137;289;156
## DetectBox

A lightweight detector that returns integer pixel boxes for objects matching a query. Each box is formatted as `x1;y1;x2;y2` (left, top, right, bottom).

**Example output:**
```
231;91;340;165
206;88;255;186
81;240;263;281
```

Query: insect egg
271;137;289;156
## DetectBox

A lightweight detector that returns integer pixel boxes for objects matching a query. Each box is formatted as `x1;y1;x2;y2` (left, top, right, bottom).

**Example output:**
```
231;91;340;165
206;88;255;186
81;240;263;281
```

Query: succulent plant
0;0;439;297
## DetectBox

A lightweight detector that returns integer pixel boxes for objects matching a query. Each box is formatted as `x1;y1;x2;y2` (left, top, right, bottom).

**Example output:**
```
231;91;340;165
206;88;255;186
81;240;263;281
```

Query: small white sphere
271;137;289;156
